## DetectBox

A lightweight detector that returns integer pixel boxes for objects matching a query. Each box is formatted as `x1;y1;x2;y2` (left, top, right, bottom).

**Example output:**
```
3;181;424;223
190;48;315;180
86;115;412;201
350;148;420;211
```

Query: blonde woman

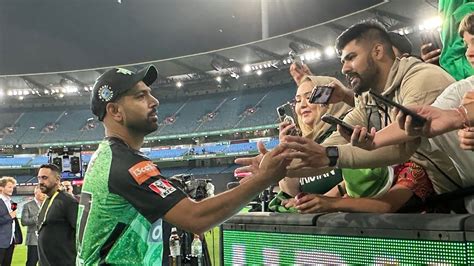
277;74;434;213
277;75;351;207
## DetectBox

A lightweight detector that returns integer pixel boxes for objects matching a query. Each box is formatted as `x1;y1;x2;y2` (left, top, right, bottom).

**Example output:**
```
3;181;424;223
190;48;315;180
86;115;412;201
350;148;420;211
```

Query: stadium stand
13;110;64;144
0;156;31;168
29;155;49;167
237;85;294;128
0;138;279;171
195;89;270;132
0;83;293;146
159;95;224;135
41;110;92;142
148;148;188;159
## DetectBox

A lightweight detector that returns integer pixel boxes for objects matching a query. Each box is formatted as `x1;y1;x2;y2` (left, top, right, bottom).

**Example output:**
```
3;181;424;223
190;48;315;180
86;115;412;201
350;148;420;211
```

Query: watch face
327;147;339;157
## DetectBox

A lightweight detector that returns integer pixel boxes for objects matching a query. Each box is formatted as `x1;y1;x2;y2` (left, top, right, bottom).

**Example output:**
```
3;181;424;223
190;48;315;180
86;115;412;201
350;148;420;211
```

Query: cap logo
116;68;133;75
98;85;114;102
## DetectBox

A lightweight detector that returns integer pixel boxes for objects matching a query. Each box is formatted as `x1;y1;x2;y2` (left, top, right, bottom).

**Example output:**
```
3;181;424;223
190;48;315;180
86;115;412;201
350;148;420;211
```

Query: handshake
233;138;332;184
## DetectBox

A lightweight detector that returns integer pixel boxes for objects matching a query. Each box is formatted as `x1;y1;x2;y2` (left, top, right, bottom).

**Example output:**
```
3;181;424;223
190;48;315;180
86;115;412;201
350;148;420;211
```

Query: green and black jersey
299;169;343;194
76;137;186;265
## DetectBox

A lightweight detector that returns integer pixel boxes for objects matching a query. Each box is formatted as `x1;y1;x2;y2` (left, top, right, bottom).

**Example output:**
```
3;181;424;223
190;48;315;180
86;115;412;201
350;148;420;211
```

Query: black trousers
26;245;39;266
0;243;15;266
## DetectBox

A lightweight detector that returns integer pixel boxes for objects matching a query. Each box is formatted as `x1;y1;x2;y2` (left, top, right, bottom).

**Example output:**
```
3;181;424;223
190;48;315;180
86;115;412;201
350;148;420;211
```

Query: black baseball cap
388;32;413;55
91;65;158;121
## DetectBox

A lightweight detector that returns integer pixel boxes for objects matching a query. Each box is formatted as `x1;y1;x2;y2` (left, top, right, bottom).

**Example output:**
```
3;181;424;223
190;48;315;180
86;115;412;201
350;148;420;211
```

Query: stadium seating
29;155;49;167
0;157;31;168
0;83;293;145
238;85;294;128
1;138;279;171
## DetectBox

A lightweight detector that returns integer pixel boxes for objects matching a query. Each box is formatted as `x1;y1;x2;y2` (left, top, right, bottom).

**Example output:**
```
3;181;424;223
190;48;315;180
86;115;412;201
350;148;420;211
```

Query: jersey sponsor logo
129;161;160;185
299;170;337;185
148;219;163;243
148;178;176;198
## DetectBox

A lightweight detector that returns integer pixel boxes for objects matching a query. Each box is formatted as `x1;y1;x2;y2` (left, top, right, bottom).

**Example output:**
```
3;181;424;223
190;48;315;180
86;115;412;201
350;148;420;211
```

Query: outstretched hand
294;193;336;213
458;128;474;150
234;141;268;183
393;105;460;137
257;143;291;182
289;63;313;85
280;135;329;170
339;125;377;150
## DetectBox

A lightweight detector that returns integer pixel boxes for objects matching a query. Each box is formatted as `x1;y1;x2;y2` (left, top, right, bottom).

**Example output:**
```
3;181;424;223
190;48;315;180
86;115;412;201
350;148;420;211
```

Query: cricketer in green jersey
76;65;290;265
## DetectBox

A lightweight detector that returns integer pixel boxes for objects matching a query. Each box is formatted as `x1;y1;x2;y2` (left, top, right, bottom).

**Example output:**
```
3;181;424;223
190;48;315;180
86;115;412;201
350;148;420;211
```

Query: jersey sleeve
108;145;187;223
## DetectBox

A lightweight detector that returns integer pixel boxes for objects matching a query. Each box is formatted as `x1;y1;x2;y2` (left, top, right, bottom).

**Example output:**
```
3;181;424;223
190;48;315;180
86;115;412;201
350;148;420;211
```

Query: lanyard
39;191;59;230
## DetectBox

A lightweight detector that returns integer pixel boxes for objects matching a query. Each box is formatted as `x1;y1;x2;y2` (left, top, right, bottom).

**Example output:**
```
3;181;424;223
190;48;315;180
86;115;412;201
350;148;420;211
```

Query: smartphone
369;91;427;127
309;85;334;104
276;102;301;136
420;30;442;52
321;114;354;135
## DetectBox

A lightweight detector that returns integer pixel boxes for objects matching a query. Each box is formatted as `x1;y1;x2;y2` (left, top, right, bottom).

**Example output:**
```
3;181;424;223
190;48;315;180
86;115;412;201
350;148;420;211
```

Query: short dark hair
39;163;61;176
335;20;393;57
459;12;474;38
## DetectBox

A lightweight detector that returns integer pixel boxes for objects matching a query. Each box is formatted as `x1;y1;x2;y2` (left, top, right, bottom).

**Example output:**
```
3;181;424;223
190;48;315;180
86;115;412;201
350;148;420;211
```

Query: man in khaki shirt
236;20;460;196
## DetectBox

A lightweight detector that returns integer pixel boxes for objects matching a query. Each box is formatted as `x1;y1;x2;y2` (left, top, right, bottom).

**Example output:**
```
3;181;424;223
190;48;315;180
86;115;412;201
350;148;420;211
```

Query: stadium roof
0;0;439;100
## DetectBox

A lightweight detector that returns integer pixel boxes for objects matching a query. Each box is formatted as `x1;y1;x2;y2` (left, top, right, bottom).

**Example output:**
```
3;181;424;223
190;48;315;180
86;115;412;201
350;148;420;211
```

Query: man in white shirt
0;177;18;266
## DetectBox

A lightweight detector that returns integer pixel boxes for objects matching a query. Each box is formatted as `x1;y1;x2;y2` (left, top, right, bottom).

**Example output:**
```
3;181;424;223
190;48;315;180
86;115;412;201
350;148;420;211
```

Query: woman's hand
278;121;295;142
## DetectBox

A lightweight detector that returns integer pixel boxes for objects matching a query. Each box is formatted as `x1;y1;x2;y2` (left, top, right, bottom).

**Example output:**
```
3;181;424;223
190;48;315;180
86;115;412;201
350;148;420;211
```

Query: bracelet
456;105;471;129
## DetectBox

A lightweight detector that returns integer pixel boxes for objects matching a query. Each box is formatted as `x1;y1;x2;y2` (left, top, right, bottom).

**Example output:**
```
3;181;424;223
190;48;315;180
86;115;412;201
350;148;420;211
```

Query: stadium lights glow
176;81;183;88
315;51;322;59
419;16;442;31
303;51;322;61
325;46;336;57
62;85;78;94
216;76;222;82
256;70;262;76
243;64;251;73
0;90;3;97
18;96;24;100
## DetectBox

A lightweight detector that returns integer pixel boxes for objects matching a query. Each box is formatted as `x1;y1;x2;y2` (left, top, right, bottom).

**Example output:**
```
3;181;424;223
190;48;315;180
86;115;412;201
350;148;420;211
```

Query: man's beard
351;57;378;95
39;184;53;195
127;118;158;136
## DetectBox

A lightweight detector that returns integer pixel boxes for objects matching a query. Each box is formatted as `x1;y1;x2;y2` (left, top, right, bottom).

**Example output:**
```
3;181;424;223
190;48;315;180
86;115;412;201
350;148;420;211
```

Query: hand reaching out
339;125;377;150
393;105;461;137
294;193;336;213
289;63;313;85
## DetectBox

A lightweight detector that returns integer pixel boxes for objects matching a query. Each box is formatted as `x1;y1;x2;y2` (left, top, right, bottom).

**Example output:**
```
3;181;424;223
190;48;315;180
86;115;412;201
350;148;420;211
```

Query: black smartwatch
325;146;339;167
